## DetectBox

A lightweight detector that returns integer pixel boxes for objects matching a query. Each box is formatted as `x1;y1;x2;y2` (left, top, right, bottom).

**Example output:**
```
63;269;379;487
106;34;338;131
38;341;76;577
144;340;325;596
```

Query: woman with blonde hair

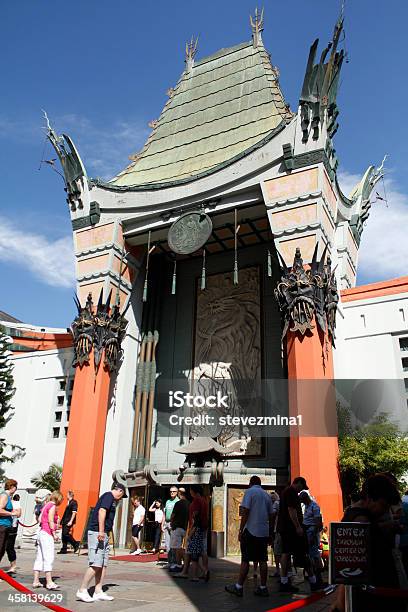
33;491;63;590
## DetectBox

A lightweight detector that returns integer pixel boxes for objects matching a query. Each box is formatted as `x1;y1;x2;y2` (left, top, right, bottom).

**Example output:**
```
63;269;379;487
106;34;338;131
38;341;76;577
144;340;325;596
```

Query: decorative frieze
71;291;127;373
274;246;339;344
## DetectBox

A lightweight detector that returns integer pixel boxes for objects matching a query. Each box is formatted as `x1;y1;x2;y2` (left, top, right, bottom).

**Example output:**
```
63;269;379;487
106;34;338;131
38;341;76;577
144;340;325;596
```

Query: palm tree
31;463;62;491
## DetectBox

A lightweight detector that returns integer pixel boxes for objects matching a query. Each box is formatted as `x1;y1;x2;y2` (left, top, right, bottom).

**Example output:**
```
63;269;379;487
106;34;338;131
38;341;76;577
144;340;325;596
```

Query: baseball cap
112;482;128;498
293;476;309;490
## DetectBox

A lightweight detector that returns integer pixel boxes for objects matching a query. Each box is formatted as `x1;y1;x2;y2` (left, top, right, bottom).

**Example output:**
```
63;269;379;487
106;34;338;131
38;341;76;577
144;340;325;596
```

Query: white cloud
0;217;75;288
338;170;408;283
55;114;150;180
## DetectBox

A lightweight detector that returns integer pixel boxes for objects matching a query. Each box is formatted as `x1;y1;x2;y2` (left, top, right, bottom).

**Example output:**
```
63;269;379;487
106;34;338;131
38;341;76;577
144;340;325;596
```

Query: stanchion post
345;584;353;612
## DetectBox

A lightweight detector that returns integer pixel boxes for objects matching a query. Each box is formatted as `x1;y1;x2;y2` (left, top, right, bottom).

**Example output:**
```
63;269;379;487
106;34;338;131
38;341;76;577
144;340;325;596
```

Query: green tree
31;463;62;491
0;325;25;478
337;407;408;504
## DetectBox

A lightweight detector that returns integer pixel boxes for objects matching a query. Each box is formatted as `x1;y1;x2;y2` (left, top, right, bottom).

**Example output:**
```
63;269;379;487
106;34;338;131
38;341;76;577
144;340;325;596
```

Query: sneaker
254;586;269;597
279;582;298;593
57;549;68;554
225;584;243;597
73;543;80;553
76;590;94;603
130;550;141;555
169;565;183;572
93;592;114;601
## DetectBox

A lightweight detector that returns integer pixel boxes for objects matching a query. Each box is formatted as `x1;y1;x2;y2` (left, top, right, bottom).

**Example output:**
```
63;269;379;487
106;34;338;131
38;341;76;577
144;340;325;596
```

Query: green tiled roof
109;41;292;188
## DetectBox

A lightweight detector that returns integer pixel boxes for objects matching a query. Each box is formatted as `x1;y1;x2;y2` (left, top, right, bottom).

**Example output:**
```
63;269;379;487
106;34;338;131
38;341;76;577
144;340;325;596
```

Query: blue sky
1;0;407;327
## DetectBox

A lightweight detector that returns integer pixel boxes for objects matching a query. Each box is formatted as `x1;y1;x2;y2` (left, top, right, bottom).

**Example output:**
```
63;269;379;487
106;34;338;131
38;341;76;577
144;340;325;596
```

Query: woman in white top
130;496;145;555
149;499;165;554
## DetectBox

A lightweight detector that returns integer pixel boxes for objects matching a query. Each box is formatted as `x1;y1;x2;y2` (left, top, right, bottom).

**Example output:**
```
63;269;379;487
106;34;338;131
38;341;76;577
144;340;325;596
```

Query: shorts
88;531;110;567
273;532;282;556
280;530;308;567
305;526;320;559
132;524;143;538
170;527;186;549
240;529;268;563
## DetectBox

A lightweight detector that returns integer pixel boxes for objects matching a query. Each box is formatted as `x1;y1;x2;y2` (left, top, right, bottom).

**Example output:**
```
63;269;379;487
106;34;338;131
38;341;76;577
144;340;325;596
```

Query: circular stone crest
168;211;212;255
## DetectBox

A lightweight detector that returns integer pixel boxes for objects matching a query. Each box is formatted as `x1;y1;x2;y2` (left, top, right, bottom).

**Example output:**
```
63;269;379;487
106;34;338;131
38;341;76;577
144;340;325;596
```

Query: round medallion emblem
168;211;212;254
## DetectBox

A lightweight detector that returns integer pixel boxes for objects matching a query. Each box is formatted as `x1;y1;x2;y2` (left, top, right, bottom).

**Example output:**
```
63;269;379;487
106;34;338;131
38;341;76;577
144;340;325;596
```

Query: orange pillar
60;354;111;540
286;324;343;526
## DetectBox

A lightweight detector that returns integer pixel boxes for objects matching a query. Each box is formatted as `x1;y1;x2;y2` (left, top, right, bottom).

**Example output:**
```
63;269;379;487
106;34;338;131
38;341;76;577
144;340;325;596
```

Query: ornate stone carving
274;246;339;345
71;291;127;372
72;293;94;367
43;111;86;211
348;156;387;244
192;267;262;456
103;305;127;373
299;14;344;143
168;211;212;254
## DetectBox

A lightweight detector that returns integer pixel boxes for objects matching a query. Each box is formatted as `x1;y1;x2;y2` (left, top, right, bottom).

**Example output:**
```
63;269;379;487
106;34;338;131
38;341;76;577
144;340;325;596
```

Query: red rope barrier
265;591;329;611
0;569;72;612
17;520;39;528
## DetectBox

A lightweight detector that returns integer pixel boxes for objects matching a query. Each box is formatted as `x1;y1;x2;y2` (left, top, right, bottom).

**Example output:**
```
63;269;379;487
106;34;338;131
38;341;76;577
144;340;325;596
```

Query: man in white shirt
299;490;323;584
225;475;274;598
130;496;145;555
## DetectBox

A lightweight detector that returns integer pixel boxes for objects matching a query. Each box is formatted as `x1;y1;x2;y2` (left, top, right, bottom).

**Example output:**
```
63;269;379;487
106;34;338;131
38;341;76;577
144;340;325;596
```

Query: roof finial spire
250;7;264;48
340;0;346;21
185;36;198;72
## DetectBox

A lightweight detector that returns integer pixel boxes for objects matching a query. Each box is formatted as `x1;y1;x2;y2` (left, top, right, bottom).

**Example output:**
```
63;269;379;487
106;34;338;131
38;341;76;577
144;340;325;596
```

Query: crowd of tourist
1;471;408;608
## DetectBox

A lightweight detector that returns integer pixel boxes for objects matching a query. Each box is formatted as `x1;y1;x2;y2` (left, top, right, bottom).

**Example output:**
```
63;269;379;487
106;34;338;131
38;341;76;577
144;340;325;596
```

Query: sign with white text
329;522;371;585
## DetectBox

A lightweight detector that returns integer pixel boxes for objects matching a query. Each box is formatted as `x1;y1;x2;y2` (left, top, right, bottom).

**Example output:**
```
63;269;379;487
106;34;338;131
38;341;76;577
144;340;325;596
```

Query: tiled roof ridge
110;37;291;186
257;42;292;121
193;40;252;67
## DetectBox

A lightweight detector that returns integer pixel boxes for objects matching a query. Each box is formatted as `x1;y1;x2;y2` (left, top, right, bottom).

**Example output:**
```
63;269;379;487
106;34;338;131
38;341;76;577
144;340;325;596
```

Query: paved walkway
0;546;337;611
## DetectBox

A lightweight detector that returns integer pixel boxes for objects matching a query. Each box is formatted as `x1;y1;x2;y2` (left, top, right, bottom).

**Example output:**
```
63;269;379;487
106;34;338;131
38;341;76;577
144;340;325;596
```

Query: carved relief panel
192;266;262;456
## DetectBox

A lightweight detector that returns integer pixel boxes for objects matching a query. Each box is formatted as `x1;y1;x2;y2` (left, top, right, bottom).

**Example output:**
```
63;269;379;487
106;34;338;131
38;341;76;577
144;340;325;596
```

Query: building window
69;379;74;391
402;358;408;373
64;427;68;437
67;395;72;407
59;380;66;391
405;379;408;392
57;395;64;406
400;338;408;352
55;411;62;422
66;411;70;421
53;427;60;439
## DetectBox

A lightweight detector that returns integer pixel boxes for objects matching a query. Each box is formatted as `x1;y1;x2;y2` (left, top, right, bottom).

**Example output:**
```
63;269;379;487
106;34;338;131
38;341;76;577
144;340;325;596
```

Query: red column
286;324;343;526
60;355;111;540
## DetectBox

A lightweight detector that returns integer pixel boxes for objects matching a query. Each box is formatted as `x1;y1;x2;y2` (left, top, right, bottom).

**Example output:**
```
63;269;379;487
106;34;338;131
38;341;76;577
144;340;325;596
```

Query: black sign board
329;522;371;585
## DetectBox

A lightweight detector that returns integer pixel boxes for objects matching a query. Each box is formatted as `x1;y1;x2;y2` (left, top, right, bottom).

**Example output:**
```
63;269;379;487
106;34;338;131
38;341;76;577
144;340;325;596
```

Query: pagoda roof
109;40;292;189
